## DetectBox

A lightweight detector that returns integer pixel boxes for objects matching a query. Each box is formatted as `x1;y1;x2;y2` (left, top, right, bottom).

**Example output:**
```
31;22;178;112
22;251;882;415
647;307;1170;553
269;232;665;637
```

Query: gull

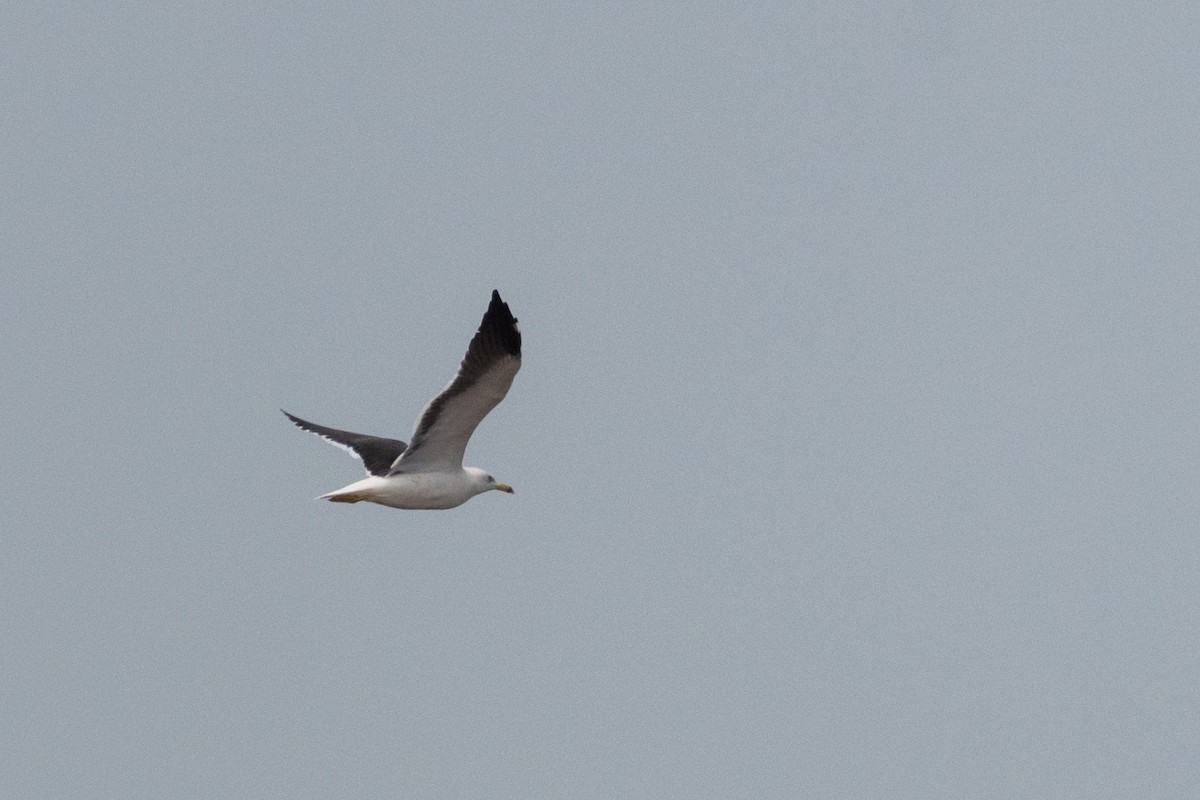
283;290;521;509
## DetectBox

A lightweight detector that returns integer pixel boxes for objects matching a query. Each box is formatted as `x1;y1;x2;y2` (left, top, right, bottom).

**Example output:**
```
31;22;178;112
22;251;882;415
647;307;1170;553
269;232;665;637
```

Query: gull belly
320;471;482;510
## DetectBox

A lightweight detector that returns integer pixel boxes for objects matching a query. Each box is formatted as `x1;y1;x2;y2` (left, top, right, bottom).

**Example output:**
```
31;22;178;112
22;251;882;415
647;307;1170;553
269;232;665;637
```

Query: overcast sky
4;3;1199;798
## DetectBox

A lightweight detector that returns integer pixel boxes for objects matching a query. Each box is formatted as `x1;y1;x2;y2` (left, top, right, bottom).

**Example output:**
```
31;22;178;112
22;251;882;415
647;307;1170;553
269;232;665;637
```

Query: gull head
466;467;515;496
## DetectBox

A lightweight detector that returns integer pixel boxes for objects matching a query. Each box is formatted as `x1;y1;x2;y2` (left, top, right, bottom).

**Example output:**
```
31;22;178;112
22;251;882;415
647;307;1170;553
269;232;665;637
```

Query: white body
320;467;508;510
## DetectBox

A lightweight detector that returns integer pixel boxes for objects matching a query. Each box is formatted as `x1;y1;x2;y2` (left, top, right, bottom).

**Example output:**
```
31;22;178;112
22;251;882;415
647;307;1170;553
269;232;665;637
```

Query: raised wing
389;290;521;473
282;410;408;476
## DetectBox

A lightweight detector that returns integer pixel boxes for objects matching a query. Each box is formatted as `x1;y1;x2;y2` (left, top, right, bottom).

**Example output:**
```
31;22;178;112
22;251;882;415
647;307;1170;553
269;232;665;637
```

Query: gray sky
4;3;1199;797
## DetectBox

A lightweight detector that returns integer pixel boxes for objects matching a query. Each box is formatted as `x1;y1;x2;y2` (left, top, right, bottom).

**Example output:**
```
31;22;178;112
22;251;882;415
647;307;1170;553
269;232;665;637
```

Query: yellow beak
496;483;515;494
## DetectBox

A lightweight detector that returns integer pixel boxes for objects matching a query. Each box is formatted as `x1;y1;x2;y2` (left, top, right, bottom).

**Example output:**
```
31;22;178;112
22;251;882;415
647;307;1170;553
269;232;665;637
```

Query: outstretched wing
389;290;521;473
282;410;408;476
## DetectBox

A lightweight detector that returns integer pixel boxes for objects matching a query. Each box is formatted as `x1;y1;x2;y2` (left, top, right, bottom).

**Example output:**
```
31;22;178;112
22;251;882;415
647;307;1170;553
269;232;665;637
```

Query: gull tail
319;491;366;503
317;475;381;504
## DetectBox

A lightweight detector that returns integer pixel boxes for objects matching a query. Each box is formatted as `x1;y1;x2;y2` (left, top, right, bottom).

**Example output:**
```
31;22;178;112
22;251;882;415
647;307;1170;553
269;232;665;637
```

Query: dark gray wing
389;290;521;473
282;410;408;477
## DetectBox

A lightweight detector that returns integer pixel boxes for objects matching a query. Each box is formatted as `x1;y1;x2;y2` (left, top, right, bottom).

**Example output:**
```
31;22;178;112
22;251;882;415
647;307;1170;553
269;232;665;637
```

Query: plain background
4;3;1198;797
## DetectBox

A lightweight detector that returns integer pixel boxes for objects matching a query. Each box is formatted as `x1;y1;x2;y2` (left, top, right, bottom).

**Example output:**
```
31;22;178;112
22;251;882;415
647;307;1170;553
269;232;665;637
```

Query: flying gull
283;290;521;509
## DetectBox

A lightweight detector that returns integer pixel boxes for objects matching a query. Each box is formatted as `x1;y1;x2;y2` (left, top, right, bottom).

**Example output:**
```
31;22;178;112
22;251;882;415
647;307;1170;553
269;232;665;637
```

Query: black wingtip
484;290;521;357
281;409;317;433
281;409;311;429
